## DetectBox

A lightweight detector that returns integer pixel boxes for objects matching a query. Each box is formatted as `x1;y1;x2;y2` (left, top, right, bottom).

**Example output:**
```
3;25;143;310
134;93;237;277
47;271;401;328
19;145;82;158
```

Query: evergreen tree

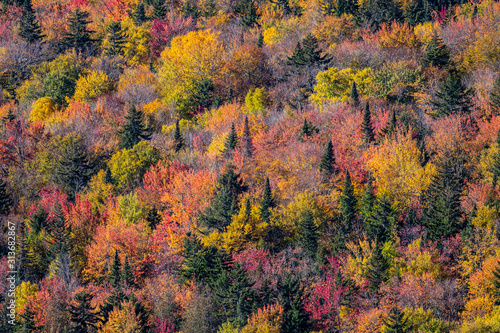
173;120;186;153
261;177;275;222
318;0;335;15
48;204;70;258
55;135;93;198
257;31;264;48
61;8;95;55
490;76;500;112
183;0;199;19
299;210;319;258
366;195;395;244
420;154;465;241
360;0;403;28
287;34;331;68
340;170;357;231
0;179;12;215
121;255;135;287
110;250;121;288
223;122;238;157
381;110;397;138
278;276;310;333
367;244;389;293
69;291;98;333
133;3;147;25
104;166;113;185
423;32;450;69
383;307;409;333
361;180;375;221
492;151;500;188
234;0;259;28
336;0;357;17
105;21;126;57
152;0;167;18
319;139;335;180
146;207;161;229
404;0;430;26
493;261;500;305
299;118;318;141
19;1;44;44
118;104;151;150
350;81;360;106
2;108;15;124
431;72;473;118
243;115;254;158
362;102;375;145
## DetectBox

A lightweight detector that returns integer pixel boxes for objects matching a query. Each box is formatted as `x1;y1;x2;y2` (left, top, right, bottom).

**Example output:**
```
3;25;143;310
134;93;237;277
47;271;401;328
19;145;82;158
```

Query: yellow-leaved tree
73;70;113;102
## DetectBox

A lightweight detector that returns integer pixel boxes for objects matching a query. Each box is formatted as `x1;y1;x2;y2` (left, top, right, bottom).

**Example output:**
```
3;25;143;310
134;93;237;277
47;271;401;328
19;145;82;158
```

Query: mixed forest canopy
2;0;500;331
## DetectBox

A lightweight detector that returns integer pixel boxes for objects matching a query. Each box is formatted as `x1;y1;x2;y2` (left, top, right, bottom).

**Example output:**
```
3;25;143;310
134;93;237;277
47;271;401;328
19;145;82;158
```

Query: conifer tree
361;180;375;221
350;81;360;106
431;72;473;118
48;204;70;258
383;307;408;333
104;166;113;185
319;139;335;180
423;32;450;69
121;255;135;287
404;0;430;26
55;135;93;198
340;170;357;231
318;0;335;15
493;261;500;305
146;207;161;229
278;276;310;333
234;0;259;28
261;177;275;222
0;178;12;215
299;210;319;258
152;0;167;18
110;250;121;288
299;118;318;141
257;31;264;48
367;244;389;293
490;76;500;112
223;122;238;157
105;21;126;57
366;195;395;244
69;291;98;333
336;0;357;17
19;0;44;44
243;115;254;158
287;34;331;68
492;151;500;188
118;104;151;150
133;3;147;25
173;120;186;153
362;102;375;145
2;108;15;124
61;8;95;55
381;110;397;138
183;0;199;19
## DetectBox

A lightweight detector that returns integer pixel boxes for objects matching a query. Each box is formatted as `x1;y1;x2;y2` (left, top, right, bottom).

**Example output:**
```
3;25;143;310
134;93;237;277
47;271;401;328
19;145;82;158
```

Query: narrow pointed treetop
340;170;357;228
319;139;335;179
350;80;359;105
431;72;473;118
173;119;185;153
19;3;44;44
110;250;121;288
243;115;254;158
62;8;95;54
223;122;238;157
299;210;319;258
118;104;151;150
362;102;375;145
261;177;275;222
423;32;450;69
133;3;147;26
105;21;126;57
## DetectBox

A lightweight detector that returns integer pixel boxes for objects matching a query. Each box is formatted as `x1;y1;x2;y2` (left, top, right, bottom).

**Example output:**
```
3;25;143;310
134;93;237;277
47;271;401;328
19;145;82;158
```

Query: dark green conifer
0;178;12;215
152;0;167;18
383;307;408;333
183;0;199;19
490;76;500;112
146;207;161;229
492;152;500;188
133;3;147;25
299;210;319;258
318;0;335;15
493;261;500;305
278;276;310;333
261;177;275;222
299;118;318;141
118;104;151;150
223;122;238;157
19;1;44;44
472;4;478;19
173;120;186;153
366;195;395;244
336;0;357;17
234;0;260;28
104;166;113;185
69;291;98;333
110;250;121;288
381;110;397;138
319;139;335;180
48;204;70;257
404;0;430;26
121;255;135;287
61;8;95;55
362;102;375;145
257;31;264;48
340;170;357;230
367;244;389;293
422;32;450;69
105;21;126;57
431;72;473;118
350;81;360;106
243;115;254;158
361;180;375;221
287;34;331;68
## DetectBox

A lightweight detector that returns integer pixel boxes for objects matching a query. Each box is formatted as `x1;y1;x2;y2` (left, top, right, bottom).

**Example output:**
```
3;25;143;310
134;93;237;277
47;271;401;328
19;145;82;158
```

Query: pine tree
105;21;126;57
61;8;95;55
278;276;310;333
55;135;93;198
243;115;254;158
383;307;408;333
381;110;397;138
69;291;98;333
362;102;375;145
490;76;500;112
121;255;135;287
133;3;147;25
361;180;375;221
350;81;360;106
336;0;357;17
287;34;331;68
340;170;357;231
261;177;275;222
319;139;335;180
152;0;167;18
0;178;12;215
110;250;121;288
299;210;319;258
423;32;450;69
431;72;473;118
366;195;395;244
118;104;151;150
223;122;238;157
173;120;186;153
367;244;389;293
234;0;259;28
19;1;44;44
493;261;500;305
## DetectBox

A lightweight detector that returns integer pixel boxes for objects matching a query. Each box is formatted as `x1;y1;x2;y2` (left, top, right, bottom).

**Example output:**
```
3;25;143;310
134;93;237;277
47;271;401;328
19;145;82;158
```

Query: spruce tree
243;115;254;158
287;34;331;68
492;151;500;188
319;139;335;180
173;120;186;153
350;81;360;106
146;207;161;229
61;8;95;55
361;180;375;221
493;261;500;305
299;210;319;258
133;3;147;25
404;0;430;26
48;204;70;258
366;195;395;244
261;177;275;222
383;307;408;333
431;72;473;118
0;178;12;215
278;276;310;333
234;0;259;28
121;255;135;287
336;0;357;17
362;102;375;145
19;1;44;44
381;110;397;138
55;134;93;198
490;76;500;112
152;0;167;18
118;104;151;150
367;244;389;293
340;170;357;231
105;21;126;57
69;291;98;333
110;250;121;288
223;122;238;157
299;118;318;141
423;32;450;69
